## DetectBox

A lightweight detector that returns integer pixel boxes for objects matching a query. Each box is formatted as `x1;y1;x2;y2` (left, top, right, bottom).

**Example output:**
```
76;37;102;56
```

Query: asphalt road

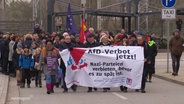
6;77;184;104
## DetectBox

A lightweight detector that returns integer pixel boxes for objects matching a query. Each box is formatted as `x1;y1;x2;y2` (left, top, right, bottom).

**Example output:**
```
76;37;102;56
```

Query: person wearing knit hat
99;34;111;92
99;34;111;46
17;42;22;48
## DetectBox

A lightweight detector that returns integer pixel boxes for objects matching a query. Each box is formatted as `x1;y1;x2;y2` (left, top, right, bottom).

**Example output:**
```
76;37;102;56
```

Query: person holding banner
60;35;77;93
84;33;100;92
115;34;129;92
136;35;151;93
99;33;111;92
40;40;60;94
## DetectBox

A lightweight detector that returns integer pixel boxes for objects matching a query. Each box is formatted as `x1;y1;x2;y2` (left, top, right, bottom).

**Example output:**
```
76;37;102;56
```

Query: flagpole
81;0;86;21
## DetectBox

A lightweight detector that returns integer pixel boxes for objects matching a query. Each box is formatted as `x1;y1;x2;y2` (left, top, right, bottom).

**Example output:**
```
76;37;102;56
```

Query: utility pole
134;0;140;31
47;0;55;33
81;0;86;20
128;0;132;34
0;0;5;30
33;0;39;22
97;0;101;30
145;0;149;32
2;0;5;10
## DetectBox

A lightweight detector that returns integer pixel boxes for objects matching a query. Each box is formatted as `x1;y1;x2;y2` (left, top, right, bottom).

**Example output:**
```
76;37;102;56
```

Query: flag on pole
66;3;78;35
80;20;89;43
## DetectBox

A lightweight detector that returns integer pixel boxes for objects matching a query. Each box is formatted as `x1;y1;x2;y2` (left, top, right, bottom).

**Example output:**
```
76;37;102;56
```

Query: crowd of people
0;27;159;94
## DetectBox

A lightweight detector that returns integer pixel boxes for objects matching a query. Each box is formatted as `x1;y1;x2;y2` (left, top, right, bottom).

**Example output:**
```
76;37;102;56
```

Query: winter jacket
60;42;76;51
12;48;23;69
8;40;15;61
19;54;34;70
1;38;10;58
39;47;60;75
169;36;184;56
23;38;33;48
83;41;99;48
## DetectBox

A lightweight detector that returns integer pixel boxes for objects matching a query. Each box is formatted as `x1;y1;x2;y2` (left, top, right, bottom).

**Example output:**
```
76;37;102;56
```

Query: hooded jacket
19;49;34;69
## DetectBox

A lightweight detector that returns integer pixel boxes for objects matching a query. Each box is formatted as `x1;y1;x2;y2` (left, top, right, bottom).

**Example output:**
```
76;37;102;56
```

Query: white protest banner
60;46;144;89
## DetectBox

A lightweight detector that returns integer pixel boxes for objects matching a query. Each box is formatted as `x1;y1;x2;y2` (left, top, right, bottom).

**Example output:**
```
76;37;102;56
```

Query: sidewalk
154;52;184;85
0;71;9;104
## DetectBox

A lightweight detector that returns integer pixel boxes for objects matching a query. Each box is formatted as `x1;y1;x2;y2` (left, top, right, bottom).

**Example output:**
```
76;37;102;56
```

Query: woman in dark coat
146;36;157;82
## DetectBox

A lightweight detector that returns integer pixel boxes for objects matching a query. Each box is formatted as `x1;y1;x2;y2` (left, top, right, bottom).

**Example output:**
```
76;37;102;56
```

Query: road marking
112;92;128;100
11;95;33;101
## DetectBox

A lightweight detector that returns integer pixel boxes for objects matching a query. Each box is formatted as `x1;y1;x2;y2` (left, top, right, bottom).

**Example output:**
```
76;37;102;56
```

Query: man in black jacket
83;33;100;92
60;35;77;93
0;32;3;72
136;35;151;93
1;33;10;75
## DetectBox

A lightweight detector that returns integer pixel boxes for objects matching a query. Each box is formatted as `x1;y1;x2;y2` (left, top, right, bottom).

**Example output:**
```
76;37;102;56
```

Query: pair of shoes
120;86;124;91
35;84;38;87
94;88;97;91
55;83;59;88
20;85;25;88
47;90;50;94
50;89;54;93
63;90;68;93
123;89;128;93
72;88;76;92
27;84;31;88
103;89;107;92
87;89;92;92
141;90;146;93
17;81;20;86
172;73;178;76
149;80;152;83
39;85;42;88
172;73;175;76
135;89;139;92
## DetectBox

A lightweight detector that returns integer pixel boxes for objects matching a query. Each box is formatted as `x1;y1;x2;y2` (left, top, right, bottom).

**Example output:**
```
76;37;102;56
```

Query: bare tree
5;0;32;21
